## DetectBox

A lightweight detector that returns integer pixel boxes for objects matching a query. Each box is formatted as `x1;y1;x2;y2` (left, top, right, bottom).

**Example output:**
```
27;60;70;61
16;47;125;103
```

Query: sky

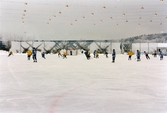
0;0;167;40
0;52;167;113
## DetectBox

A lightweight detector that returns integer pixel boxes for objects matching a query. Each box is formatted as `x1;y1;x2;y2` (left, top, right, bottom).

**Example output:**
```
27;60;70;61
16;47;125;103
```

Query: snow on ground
0;52;167;113
0;50;9;55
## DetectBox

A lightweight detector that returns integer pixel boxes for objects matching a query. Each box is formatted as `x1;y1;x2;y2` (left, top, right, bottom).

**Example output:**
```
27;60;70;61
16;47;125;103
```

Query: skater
153;50;157;57
27;49;32;60
84;51;88;59
70;50;72;55
87;51;91;60
159;49;163;60
32;48;37;62
63;51;67;59
105;51;108;58
84;51;90;60
112;49;116;63
144;51;150;59
136;50;141;61
8;51;13;57
96;51;99;58
57;49;62;57
127;50;133;60
93;50;96;58
41;51;46;59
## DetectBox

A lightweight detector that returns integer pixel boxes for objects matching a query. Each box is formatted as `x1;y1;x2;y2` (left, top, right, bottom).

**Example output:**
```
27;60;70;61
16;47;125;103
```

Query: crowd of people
7;48;164;63
83;48;164;63
25;48;68;62
127;49;163;62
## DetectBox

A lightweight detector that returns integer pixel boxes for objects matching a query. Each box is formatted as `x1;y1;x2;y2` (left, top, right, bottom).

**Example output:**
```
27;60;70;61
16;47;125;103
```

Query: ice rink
0;51;167;113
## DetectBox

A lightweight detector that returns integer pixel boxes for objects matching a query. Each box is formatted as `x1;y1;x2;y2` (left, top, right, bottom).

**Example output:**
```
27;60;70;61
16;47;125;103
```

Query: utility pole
24;32;27;39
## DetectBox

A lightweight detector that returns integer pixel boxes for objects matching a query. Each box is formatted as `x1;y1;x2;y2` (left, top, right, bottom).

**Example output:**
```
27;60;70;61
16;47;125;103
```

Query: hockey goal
66;48;78;56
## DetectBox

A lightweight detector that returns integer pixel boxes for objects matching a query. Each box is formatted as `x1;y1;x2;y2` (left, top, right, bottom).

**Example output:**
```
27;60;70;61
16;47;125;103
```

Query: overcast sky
0;0;167;40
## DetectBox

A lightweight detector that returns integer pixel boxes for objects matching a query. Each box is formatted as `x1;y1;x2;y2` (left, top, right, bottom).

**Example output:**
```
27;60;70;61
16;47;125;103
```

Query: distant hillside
120;33;167;43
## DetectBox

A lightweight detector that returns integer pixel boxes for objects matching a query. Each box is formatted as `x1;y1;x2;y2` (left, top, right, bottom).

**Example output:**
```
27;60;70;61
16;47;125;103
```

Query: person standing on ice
111;49;116;63
136;50;141;61
57;49;62;57
87;51;91;59
96;51;99;58
158;49;163;60
41;51;46;59
84;51;88;59
105;51;108;58
27;49;32;60
32;48;37;62
144;51;150;59
127;50;133;60
153;50;157;57
84;51;90;60
93;50;96;58
63;51;67;59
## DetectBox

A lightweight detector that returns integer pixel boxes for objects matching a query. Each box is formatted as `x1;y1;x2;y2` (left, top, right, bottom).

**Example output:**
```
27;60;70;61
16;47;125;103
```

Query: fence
10;41;167;54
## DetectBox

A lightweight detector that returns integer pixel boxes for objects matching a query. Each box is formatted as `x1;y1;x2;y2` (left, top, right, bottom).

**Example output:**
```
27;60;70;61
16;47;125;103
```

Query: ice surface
0;52;167;113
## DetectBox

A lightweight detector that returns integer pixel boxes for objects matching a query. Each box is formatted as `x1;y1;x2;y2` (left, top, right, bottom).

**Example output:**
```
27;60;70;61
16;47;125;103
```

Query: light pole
20;37;22;53
24;32;26;39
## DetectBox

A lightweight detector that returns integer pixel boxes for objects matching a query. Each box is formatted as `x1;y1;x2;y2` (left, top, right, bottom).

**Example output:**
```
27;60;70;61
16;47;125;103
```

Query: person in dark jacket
93;50;96;58
159;49;163;60
32;48;37;62
105;51;108;58
112;49;116;63
84;51;90;60
70;50;72;55
41;51;46;59
136;50;141;61
144;51;150;59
